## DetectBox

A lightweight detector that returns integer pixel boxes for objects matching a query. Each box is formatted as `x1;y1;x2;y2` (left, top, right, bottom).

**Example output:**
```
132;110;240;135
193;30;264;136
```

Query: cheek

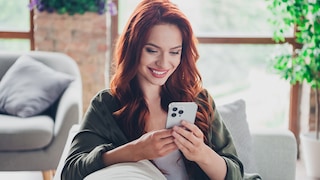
139;54;151;65
172;56;181;68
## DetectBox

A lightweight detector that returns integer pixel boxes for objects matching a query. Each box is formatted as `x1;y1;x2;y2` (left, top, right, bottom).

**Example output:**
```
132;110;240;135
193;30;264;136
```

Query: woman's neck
141;84;162;104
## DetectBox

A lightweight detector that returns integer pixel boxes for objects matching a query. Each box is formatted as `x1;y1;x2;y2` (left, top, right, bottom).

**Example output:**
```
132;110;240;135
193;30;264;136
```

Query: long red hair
110;0;213;151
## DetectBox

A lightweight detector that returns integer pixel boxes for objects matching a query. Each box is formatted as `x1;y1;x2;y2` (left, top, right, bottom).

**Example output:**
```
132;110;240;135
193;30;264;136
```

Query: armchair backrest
0;51;83;121
0;51;80;78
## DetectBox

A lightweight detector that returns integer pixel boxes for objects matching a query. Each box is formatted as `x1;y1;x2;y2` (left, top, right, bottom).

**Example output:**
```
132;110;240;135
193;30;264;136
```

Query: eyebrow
145;43;182;50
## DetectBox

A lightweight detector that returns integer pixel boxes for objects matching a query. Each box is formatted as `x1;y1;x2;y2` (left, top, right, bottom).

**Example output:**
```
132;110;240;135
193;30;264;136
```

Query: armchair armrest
54;124;80;180
43;78;82;169
53;79;82;136
251;129;297;180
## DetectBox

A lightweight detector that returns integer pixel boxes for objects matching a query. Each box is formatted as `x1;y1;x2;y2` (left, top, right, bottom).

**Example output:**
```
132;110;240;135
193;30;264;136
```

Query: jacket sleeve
211;108;244;180
207;92;244;180
61;90;128;180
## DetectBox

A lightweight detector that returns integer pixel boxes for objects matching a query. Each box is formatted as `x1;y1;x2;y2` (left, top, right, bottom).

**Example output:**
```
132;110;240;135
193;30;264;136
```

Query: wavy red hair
110;0;213;149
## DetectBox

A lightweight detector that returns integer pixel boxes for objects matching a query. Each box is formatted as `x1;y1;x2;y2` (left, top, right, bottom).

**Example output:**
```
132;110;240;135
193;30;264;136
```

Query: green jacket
61;89;247;180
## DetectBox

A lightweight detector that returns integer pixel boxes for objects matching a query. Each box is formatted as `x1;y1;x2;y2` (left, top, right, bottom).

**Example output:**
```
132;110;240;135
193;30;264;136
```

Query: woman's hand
103;129;177;166
132;129;178;160
172;121;227;179
172;120;209;162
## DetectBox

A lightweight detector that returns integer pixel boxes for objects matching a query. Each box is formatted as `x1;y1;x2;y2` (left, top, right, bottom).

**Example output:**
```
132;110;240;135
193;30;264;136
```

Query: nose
155;52;169;67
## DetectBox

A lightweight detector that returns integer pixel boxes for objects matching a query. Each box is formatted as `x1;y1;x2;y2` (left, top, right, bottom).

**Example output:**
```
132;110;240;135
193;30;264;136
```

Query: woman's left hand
172;120;209;162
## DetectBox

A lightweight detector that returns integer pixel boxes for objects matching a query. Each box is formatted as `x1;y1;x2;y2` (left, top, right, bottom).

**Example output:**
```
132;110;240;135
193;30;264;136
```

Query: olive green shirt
61;89;247;180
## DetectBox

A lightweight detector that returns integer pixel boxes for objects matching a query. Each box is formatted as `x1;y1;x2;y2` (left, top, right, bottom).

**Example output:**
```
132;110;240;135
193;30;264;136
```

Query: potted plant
267;0;320;178
28;0;117;15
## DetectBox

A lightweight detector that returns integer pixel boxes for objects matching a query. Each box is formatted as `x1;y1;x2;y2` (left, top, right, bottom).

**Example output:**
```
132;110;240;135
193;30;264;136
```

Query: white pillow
84;160;166;180
217;99;257;173
0;55;74;117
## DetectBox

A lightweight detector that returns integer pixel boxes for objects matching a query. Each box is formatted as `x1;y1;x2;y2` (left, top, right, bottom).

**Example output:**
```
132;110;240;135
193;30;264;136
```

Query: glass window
0;39;30;52
118;0;293;37
0;0;30;32
0;0;31;51
197;44;291;129
118;0;140;33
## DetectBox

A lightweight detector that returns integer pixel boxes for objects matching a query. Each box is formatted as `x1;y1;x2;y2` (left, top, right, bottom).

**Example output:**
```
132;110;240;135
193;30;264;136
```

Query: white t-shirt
153;150;188;180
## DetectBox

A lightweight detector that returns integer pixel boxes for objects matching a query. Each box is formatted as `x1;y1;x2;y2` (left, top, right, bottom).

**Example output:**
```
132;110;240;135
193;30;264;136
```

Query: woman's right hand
132;129;178;160
103;129;177;166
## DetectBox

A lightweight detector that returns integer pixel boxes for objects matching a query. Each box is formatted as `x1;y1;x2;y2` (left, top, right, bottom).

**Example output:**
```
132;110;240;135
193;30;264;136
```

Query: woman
61;0;245;179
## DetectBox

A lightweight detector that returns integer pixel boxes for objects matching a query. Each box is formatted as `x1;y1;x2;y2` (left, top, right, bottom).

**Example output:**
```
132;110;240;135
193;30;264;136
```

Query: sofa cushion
217;99;257;173
0;114;54;151
0;55;74;118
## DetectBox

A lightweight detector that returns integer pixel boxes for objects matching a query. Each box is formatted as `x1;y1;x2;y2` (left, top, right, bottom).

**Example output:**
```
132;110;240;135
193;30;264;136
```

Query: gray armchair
0;51;82;180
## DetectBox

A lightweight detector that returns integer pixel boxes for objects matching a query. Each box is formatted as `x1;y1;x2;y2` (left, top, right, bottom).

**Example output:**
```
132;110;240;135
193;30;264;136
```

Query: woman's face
137;23;182;88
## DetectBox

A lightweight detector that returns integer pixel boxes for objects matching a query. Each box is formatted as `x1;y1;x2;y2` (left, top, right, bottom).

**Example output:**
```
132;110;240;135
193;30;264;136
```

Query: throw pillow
0;55;74;118
217;99;257;173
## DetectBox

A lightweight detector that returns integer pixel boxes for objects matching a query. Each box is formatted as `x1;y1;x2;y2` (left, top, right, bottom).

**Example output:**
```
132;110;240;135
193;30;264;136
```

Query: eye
170;50;181;55
146;47;158;54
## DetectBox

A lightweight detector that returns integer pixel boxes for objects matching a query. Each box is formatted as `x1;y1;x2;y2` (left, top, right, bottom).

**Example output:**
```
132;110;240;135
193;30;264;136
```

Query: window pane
118;0;140;33
0;39;30;52
118;0;293;37
0;0;30;32
172;0;281;37
197;44;291;129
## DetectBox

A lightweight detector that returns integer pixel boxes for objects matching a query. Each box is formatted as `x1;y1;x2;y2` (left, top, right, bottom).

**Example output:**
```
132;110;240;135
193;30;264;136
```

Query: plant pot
300;132;320;178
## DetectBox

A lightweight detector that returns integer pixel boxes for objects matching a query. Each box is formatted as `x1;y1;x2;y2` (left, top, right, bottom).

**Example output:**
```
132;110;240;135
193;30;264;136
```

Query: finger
153;129;174;139
162;141;178;152
173;125;197;143
181;120;203;138
172;130;193;150
173;136;188;152
154;129;177;147
161;135;176;146
156;139;178;157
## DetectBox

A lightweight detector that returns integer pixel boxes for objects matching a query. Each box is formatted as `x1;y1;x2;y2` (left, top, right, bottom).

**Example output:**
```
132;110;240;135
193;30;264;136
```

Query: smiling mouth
152;69;166;75
150;68;168;77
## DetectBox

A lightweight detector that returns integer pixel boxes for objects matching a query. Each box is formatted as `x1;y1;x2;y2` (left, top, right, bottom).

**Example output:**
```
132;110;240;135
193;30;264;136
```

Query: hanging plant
28;0;117;15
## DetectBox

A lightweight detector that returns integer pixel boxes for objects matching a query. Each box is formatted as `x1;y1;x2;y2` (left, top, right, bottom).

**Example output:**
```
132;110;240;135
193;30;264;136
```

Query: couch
0;51;82;180
54;99;297;180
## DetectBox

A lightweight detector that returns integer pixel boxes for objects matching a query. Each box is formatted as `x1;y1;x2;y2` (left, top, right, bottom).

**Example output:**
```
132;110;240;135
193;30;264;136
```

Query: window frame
0;6;35;50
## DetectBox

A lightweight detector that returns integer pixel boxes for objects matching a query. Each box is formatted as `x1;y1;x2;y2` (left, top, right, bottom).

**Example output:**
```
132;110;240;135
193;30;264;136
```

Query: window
0;0;34;51
112;0;297;130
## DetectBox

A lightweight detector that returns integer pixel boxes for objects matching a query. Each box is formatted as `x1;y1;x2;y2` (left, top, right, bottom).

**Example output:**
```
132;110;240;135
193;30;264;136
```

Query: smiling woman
60;0;255;179
137;24;182;87
116;0;291;130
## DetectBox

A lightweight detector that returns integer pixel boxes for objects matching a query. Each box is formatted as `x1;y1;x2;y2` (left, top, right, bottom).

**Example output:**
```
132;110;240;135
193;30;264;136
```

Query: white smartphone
165;102;198;128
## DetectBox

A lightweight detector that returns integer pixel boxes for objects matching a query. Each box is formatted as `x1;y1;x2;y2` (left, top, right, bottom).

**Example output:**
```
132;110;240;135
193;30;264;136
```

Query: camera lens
178;110;184;114
171;113;177;117
172;107;178;111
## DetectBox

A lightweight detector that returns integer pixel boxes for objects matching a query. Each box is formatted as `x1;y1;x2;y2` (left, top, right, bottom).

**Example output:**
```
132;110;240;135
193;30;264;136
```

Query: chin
152;79;167;86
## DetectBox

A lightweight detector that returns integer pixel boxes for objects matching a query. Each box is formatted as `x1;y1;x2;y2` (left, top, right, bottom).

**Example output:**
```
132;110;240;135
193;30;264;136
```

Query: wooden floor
0;159;316;180
296;158;309;180
296;157;320;180
0;171;42;180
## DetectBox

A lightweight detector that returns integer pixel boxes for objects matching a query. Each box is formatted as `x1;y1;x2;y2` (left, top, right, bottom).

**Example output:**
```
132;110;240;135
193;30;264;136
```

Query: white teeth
152;70;166;75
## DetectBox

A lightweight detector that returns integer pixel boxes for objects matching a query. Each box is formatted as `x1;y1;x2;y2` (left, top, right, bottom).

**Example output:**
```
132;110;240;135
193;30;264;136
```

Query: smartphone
166;102;198;128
